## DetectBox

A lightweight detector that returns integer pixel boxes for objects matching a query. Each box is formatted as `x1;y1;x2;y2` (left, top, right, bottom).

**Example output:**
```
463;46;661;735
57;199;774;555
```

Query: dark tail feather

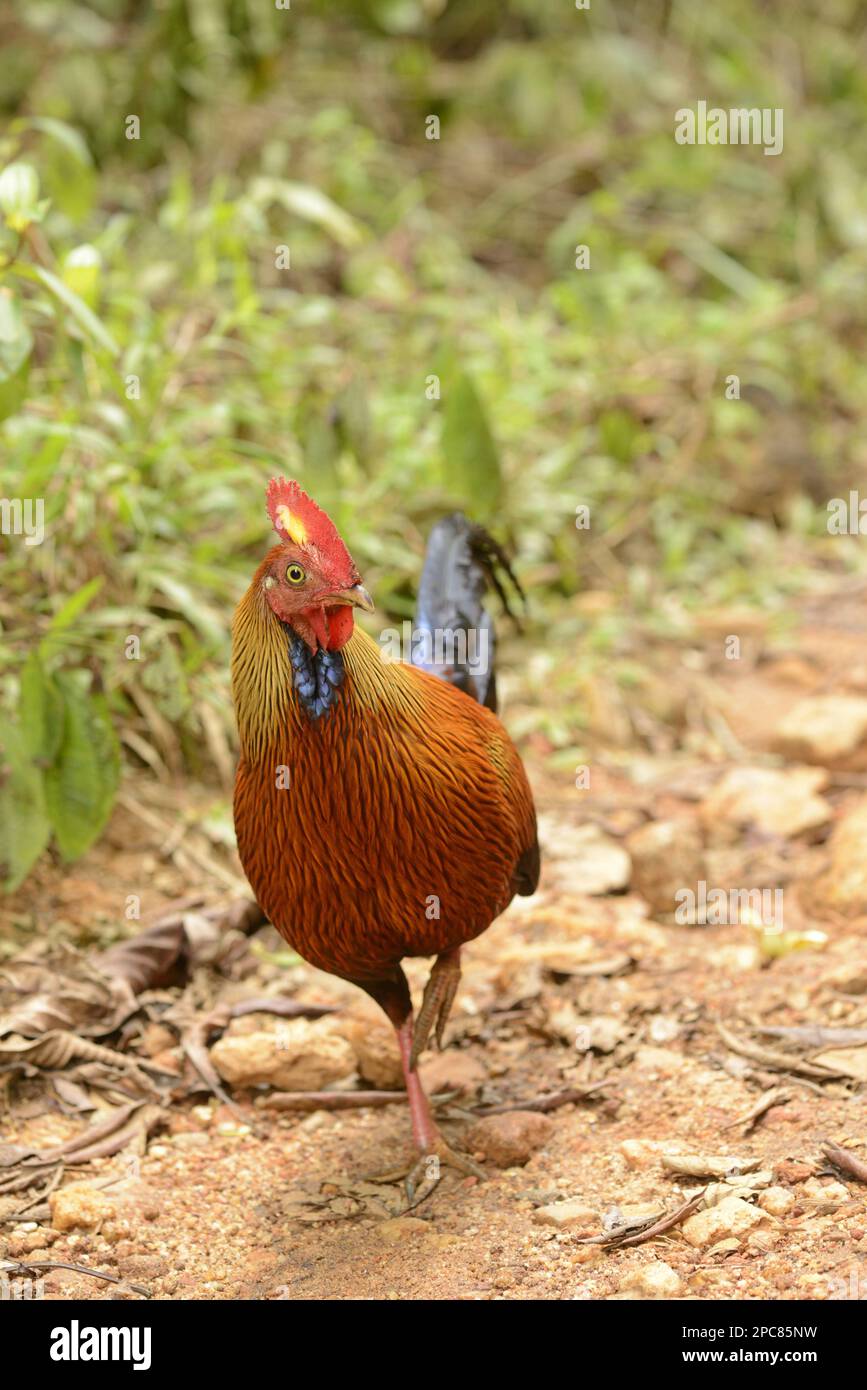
412;513;524;713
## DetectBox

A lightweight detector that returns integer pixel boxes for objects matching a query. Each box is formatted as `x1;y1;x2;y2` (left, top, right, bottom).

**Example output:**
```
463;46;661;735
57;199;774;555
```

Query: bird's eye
286;563;306;585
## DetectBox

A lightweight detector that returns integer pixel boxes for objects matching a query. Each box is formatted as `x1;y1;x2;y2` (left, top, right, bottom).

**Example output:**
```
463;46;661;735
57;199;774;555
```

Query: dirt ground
2;588;867;1301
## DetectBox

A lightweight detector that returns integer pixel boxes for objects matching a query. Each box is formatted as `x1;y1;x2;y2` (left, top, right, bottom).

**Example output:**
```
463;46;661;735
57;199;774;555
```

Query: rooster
232;478;539;1186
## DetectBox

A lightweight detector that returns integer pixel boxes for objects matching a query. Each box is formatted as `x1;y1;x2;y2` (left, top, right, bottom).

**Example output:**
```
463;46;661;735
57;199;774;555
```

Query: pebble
336;1017;403;1089
682;1196;769;1248
210;1020;356;1091
759;1186;795;1217
618;1261;683;1298
619;1139;665;1170
626;819;704;914
50;1185;117;1233
777;695;867;764
465;1112;554;1167
419;1050;487;1095
532;1199;597;1230
803;1177;851;1203
377;1217;430;1244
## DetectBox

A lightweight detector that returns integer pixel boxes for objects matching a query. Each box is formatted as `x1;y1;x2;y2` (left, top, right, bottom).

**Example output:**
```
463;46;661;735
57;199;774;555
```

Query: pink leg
396;1015;438;1151
392;1015;485;1194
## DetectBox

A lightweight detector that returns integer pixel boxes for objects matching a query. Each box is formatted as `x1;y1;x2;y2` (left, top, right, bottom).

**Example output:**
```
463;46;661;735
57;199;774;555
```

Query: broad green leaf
39;577;105;660
0;291;32;421
250;177;365;248
0;356;29;423
44;674;120;861
15;117;94;168
0;290;33;383
21;264;118;356
19;654;65;764
151;575;225;646
62;245;102;308
441;370;503;517
0;162;42;231
0;715;51;892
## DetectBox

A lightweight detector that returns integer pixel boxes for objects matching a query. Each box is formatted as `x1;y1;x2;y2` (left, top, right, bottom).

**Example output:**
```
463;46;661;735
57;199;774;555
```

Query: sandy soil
2;590;867;1301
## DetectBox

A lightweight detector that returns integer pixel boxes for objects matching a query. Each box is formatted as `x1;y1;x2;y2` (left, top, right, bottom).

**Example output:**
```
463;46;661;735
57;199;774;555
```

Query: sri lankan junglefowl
232;477;539;1187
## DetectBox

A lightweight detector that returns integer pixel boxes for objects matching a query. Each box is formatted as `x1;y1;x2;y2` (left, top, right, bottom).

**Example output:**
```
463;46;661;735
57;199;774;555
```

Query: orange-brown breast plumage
232;574;537;983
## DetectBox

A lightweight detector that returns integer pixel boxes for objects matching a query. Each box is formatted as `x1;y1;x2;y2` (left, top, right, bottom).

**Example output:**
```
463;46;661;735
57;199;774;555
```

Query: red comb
265;477;351;567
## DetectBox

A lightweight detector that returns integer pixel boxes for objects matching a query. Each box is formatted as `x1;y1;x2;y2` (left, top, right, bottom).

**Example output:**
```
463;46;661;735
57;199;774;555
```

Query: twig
716;1023;847;1080
1;1259;149;1297
181;1031;250;1125
759;1027;867;1048
262;1090;406;1111
822;1141;867;1184
576;1188;707;1248
722;1086;795;1133
472;1081;610;1115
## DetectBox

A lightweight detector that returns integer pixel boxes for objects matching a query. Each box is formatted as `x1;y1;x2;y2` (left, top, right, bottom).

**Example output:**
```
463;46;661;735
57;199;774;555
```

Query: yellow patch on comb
276;505;308;546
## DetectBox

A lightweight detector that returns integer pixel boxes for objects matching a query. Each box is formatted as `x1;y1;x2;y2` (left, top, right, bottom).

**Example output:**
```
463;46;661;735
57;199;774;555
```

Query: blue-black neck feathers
283;624;344;719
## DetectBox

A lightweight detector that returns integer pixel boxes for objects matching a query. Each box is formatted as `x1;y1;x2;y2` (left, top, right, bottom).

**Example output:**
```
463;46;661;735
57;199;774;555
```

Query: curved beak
330;583;375;613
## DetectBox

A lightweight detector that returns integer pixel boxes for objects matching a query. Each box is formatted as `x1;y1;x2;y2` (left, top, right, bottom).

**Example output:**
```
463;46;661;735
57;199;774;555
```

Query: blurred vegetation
2;0;867;888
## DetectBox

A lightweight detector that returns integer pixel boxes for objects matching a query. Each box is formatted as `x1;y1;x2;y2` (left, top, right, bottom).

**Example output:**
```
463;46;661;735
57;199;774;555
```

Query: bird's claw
410;951;461;1069
365;1135;485;1208
404;1135;485;1207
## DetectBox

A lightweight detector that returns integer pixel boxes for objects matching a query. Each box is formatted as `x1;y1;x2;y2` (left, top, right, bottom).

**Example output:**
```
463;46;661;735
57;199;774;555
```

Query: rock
377;1217;430;1244
700;766;830;839
618;1261;683;1298
465;1111;554;1167
614;1202;664;1225
550;822;631;896
210;1019;356;1091
569;1013;630;1054
812;1048;867;1082
632;1046;684;1075
419;1050;487;1096
619;1138;666;1170
746;1228;780;1251
626;819;704;914
803;1177;851;1203
661;1153;762;1179
823;961;867;994
705;1237;742;1257
777;695;867;765
171;1131;211;1148
702;1176;773;1207
7;1230;49;1256
816;797;867;915
337;1017;403;1089
50;1184;117;1232
681;1196;768;1248
774;1160;814;1184
533;1199;597;1229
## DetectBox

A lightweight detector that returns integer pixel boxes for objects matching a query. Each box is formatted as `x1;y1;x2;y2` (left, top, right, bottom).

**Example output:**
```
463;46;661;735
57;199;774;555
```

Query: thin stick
822;1141;867;1183
262;1090;406;1111
473;1081;610;1115
2;1260;149;1297
576;1189;707;1248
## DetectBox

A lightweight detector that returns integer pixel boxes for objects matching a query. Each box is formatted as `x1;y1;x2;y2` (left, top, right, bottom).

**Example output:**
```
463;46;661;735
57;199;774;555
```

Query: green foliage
44;671;120;862
0;657;119;887
0;0;865;885
441;371;503;518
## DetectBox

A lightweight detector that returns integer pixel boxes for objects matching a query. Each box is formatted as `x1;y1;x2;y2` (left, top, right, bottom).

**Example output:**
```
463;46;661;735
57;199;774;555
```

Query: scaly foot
410;948;461;1068
404;1132;485;1204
